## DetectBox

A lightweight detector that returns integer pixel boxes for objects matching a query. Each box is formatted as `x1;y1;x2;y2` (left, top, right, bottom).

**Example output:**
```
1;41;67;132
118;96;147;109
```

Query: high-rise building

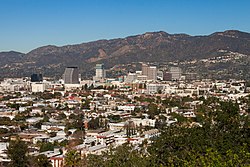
142;63;148;76
95;64;106;79
170;67;182;80
141;63;157;80
31;74;43;82
63;67;80;84
147;66;157;80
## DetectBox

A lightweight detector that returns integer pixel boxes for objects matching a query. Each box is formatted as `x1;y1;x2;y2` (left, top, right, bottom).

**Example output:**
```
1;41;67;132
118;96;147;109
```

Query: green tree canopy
64;149;81;167
7;139;29;167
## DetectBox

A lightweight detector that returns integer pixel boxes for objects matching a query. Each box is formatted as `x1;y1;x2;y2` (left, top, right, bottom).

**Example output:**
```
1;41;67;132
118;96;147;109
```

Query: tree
147;103;159;118
87;154;105;167
81;99;90;109
147;101;250;166
56;113;67;120
31;155;52;167
88;118;100;130
87;144;148;167
66;113;85;131
170;112;187;123
39;142;54;152
0;128;8;134
83;84;88;90
64;150;81;167
108;115;121;123
0;117;12;126
7;139;29;167
182;147;250;167
85;100;250;167
89;84;94;90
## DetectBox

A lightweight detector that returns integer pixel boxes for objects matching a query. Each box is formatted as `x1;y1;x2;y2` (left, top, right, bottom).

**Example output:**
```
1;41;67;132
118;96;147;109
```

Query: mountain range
0;30;250;79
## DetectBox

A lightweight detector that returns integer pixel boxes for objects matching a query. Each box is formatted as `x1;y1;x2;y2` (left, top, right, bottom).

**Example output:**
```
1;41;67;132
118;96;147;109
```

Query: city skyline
0;0;250;53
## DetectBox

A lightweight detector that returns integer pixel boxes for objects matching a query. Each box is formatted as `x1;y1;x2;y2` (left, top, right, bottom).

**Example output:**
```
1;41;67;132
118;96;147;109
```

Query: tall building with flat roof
141;63;157;80
147;66;157;80
31;74;43;82
63;67;79;84
142;63;148;76
170;67;182;80
95;64;106;79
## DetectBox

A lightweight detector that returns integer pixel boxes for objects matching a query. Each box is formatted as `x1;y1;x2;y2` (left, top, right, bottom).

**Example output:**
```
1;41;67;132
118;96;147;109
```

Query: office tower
95;64;106;79
142;63;148;76
31;74;43;82
141;63;157;80
170;67;182;80
147;66;157;80
63;67;80;84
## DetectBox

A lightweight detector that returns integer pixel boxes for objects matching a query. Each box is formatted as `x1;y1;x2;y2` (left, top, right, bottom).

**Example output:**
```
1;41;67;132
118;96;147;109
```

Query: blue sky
0;0;250;53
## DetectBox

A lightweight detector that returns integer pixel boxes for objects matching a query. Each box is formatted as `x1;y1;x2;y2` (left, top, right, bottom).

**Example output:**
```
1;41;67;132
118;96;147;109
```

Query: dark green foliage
66;113;85;131
0;128;8;134
64;149;81;167
14;111;31;121
38;92;56;100
170;112;187;123
7;139;29;167
33;121;42;129
0;117;12;126
86;100;250;166
42;115;50;122
162;97;181;107
181;147;250;167
88;118;100;130
53;92;62;98
39;142;54;152
7;103;20;110
87;144;148;167
56;113;67;120
81;99;90;109
108;115;121;123
147;103;159;118
31;155;52;167
147;100;250;166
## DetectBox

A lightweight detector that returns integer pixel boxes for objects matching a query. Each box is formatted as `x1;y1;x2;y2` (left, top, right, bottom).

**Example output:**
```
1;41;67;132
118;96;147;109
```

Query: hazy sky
0;0;250;53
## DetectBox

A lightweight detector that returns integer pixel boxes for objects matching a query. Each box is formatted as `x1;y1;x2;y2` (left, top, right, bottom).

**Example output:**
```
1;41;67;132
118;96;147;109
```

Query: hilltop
0;30;250;79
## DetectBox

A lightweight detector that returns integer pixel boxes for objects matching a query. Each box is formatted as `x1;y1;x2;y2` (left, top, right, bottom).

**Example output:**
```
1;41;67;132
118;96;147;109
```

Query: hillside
0;30;250;79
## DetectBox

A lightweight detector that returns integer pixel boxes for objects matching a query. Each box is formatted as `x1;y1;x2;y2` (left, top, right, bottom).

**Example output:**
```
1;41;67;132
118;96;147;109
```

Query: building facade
141;63;157;80
62;67;79;84
31;74;43;82
95;64;106;79
170;67;182;80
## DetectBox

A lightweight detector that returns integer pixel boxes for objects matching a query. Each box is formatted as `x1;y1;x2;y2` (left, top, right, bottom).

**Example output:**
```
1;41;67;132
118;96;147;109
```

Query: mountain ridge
0;30;250;79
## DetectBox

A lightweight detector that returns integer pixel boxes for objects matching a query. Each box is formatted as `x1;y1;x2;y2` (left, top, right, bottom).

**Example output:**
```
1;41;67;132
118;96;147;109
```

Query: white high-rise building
95;64;106;79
